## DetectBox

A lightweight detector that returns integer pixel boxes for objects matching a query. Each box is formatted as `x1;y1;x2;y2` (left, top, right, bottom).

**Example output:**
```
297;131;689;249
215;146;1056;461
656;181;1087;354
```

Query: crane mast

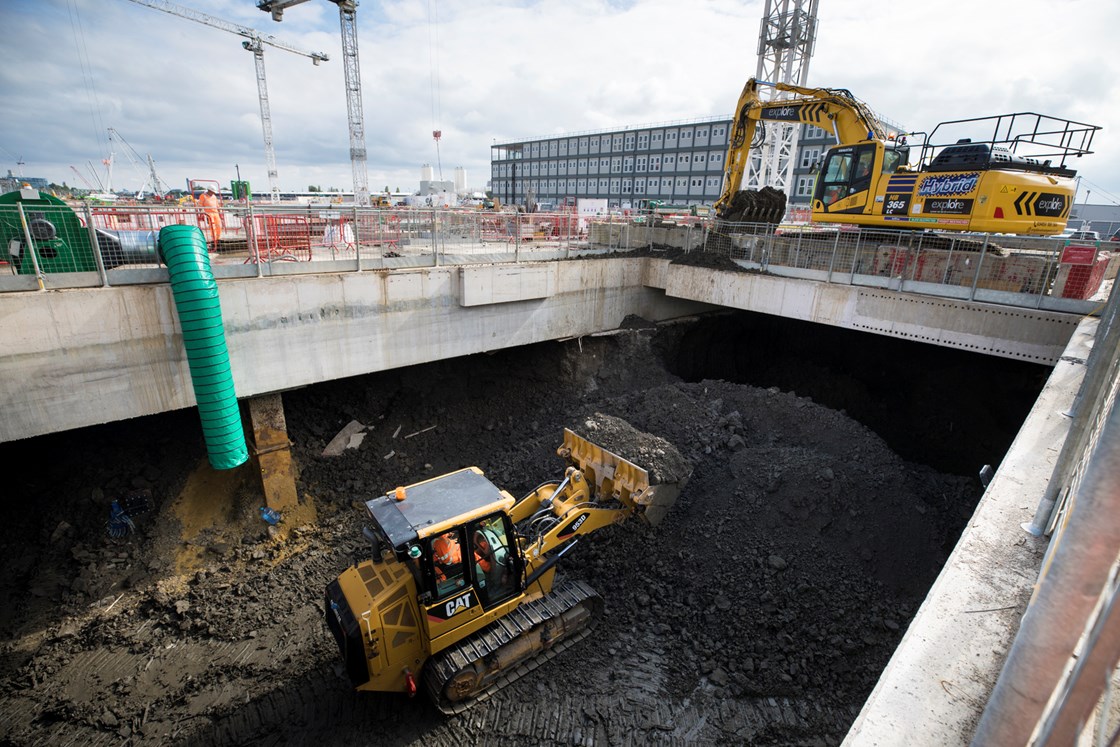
125;0;329;202
259;0;371;207
746;0;819;197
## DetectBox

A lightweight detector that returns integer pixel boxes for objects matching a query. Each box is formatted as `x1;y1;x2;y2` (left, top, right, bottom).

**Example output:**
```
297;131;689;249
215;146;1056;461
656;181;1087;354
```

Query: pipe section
158;224;248;470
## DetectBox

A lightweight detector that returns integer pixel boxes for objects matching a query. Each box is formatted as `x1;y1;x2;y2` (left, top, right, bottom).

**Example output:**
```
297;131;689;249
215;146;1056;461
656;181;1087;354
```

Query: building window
681;129;692;141
796;176;814;196
623;157;633;173
634;181;645;195
691;177;702;187
800;147;821;169
710;152;722;165
638;134;649;148
664;155;675;168
650;155;661;172
652;132;662;143
636;155;647;172
610;178;620;194
622;179;632;193
625;135;634;149
611;157;622;173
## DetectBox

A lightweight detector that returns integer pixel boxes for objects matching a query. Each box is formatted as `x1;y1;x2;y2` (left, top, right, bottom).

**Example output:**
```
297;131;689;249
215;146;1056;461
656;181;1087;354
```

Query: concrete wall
0;257;1082;442
0;259;705;442
663;264;1080;364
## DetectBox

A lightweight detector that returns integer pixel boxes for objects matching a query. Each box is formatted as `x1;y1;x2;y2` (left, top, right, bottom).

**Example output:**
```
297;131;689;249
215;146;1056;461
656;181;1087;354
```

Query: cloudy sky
2;0;1118;205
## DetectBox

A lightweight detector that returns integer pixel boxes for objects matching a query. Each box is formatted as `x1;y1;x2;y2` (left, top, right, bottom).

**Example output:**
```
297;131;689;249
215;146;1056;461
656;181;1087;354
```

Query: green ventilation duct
158;224;248;470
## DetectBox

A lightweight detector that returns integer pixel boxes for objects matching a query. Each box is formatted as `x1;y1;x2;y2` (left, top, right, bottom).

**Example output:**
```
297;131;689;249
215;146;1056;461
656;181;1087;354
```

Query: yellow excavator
715;79;1099;236
325;426;687;713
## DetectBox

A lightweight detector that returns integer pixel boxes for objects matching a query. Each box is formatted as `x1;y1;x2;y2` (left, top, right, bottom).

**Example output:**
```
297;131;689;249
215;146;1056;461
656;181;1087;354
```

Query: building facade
491;119;838;211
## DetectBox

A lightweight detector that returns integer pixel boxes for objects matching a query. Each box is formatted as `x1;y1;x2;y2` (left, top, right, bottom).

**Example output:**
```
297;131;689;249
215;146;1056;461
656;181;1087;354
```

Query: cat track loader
325;424;687;714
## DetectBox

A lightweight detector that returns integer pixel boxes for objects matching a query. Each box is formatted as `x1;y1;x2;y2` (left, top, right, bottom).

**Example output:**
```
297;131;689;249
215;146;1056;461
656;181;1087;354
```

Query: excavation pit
0;313;1043;744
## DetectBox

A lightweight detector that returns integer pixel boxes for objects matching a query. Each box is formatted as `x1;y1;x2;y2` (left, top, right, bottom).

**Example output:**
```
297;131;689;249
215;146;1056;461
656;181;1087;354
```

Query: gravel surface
0;320;983;745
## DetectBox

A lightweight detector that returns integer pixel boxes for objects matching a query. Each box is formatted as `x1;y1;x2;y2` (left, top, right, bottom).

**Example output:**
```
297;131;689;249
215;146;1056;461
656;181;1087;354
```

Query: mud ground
0;317;1017;746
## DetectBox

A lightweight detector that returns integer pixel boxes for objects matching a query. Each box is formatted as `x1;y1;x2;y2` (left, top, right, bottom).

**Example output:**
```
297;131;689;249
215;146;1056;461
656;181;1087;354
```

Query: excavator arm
714;78;889;222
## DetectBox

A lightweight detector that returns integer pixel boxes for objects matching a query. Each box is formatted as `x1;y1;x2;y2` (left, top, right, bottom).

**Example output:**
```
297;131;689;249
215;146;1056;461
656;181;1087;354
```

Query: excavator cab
813;141;913;214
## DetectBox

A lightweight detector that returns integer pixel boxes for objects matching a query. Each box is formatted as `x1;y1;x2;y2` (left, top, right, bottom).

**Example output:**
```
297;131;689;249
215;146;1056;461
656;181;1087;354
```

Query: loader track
424;579;603;715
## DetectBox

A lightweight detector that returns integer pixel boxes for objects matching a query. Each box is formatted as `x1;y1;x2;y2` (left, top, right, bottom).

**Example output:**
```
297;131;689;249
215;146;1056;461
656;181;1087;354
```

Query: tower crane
124;0;329;202
258;0;371;207
107;128;171;199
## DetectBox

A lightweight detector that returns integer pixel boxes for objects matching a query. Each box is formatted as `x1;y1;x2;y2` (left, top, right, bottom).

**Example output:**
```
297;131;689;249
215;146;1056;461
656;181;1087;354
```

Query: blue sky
2;0;1118;206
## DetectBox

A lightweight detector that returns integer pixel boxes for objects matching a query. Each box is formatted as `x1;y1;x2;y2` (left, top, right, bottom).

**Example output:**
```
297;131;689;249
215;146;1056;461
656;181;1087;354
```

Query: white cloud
2;0;1117;204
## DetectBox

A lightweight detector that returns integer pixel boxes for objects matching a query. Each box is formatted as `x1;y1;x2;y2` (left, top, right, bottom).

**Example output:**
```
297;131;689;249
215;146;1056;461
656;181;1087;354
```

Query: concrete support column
246;393;299;512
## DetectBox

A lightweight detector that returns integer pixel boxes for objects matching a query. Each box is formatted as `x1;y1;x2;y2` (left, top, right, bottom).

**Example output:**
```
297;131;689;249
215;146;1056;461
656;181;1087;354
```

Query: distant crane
258;0;370;207
70;165;96;191
124;0;329;202
107;128;171;199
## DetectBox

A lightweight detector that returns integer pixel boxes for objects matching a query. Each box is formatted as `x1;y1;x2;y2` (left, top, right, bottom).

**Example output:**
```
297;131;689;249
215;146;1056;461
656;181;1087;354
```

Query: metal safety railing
1;202;1115;320
971;278;1120;745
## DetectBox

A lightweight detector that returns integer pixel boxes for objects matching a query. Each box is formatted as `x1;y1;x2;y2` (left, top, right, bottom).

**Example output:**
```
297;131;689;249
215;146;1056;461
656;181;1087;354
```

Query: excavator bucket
716;186;788;227
560;416;691;527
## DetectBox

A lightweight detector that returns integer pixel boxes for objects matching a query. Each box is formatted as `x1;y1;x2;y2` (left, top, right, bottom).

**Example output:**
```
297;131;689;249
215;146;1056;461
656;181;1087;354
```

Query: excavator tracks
424;579;603;715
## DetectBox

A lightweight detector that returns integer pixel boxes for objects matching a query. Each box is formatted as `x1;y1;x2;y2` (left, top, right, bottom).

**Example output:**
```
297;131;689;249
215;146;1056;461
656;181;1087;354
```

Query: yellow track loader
325;426;686;713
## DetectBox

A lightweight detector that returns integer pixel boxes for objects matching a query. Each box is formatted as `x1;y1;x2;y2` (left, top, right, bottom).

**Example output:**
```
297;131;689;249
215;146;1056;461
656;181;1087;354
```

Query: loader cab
364;467;522;635
420;513;519;609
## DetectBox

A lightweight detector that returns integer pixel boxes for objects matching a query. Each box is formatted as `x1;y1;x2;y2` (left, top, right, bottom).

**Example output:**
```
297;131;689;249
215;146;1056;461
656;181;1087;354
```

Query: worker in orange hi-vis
432;530;462;582
198;186;222;248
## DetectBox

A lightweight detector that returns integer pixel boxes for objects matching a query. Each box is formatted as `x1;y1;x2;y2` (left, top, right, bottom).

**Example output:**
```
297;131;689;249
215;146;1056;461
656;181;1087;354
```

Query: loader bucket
560;417;690;527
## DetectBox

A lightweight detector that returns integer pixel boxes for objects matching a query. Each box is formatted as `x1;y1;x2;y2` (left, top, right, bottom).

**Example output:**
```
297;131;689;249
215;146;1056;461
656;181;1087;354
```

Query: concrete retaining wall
0;259;704;442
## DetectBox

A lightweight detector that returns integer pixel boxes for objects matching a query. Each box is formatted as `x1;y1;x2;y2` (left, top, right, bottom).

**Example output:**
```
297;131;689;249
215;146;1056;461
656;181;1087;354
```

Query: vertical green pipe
158;225;248;470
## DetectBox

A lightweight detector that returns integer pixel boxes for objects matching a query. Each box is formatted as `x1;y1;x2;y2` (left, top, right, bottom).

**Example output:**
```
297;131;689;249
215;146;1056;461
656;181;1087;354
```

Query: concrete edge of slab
842;316;1099;746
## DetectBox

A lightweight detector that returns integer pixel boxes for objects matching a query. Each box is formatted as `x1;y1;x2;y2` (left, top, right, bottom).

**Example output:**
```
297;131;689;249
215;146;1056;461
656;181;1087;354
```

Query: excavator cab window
882;147;908;174
816;150;854;207
816;144;878;208
469;513;518;608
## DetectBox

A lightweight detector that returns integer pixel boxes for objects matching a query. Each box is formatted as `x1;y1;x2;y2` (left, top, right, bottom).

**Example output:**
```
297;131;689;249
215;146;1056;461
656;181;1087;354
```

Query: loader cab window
429;528;467;598
470;514;517;608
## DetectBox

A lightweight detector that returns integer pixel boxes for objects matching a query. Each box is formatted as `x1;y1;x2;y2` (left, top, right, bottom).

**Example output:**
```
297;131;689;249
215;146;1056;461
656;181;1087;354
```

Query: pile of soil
0;322;980;745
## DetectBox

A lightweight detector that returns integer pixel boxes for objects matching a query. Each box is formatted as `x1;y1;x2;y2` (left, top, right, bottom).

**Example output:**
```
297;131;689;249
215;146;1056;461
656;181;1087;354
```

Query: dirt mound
572;412;692;486
0;324;981;745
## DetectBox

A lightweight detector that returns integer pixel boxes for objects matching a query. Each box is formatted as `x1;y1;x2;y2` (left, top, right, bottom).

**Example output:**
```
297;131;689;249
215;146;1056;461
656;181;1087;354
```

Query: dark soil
0;320;987;745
